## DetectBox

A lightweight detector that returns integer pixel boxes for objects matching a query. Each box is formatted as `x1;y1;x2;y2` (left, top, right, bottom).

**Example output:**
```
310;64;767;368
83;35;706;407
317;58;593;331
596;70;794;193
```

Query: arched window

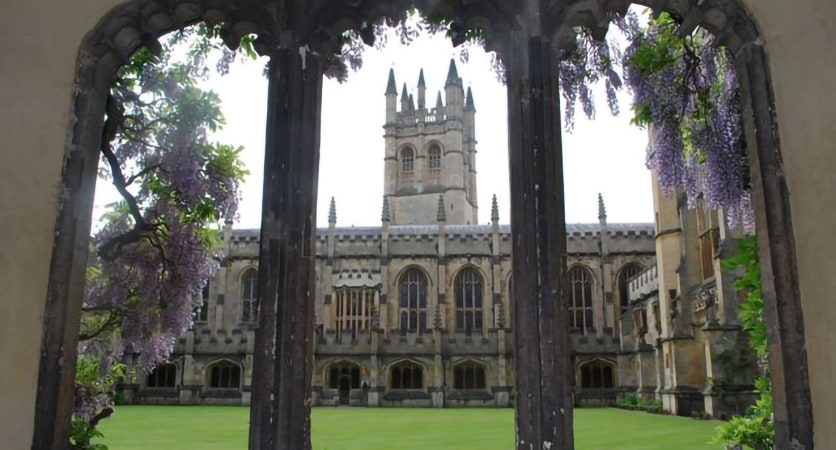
399;268;428;335
428;144;441;171
400;147;415;173
569;266;594;332
208;361;241;389
391;361;423;389
617;263;644;315
241;269;258;323
196;284;210;323
579;360;615;389
455;268;483;333
328;363;361;389
146;363;177;388
453;362;486;389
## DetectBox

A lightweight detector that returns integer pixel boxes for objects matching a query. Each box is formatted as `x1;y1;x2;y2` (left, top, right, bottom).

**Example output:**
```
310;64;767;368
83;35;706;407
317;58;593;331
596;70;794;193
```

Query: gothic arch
34;4;278;445
575;357;617;389
567;263;596;284
322;359;364;390
615;262;644;315
448;263;488;290
37;0;811;447
452;359;488;389
205;358;243;389
385;358;428;390
393;264;434;289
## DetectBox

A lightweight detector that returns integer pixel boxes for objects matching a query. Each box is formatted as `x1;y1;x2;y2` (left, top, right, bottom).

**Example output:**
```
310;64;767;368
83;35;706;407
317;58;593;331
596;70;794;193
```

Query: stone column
736;44;813;449
506;34;573;449
248;47;323;450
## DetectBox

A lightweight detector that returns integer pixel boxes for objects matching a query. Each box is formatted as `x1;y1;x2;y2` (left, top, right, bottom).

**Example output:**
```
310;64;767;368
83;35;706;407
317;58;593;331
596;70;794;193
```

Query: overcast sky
94;28;654;230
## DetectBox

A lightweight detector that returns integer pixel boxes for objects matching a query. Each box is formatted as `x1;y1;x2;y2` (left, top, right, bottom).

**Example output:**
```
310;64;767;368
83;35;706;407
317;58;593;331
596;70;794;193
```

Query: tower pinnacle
491;194;499;223
381;196;390;222
445;58;460;86
385;68;397;95
598;193;607;222
418;68;426;87
328;197;337;224
436;91;444;110
465;86;476;112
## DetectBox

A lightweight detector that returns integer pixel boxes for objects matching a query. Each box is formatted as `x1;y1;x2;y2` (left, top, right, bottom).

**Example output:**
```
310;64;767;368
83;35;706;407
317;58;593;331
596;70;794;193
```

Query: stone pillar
248;47;323;450
506;34;573;449
735;45;813;448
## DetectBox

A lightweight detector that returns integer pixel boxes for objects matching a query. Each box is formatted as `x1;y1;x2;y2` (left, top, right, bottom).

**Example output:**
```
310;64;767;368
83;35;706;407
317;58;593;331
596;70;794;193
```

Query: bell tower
382;60;479;225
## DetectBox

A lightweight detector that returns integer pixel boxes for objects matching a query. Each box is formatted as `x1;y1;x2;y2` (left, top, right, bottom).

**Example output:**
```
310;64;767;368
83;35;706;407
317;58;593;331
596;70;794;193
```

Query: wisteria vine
621;12;752;229
75;24;248;435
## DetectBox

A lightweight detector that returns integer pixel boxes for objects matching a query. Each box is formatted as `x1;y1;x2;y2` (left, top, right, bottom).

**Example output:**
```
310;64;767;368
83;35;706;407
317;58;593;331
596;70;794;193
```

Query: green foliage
714;236;774;449
713;385;774;450
617;393;641;407
723;236;767;358
70;418;108;450
71;356;125;449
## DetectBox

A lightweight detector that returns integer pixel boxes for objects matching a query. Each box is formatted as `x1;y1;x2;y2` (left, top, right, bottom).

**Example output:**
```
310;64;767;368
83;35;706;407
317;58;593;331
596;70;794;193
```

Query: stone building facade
616;170;758;419
127;62;752;416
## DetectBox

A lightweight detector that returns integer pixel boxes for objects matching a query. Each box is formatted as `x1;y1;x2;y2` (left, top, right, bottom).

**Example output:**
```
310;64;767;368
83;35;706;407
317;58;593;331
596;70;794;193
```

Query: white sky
94;29;654;229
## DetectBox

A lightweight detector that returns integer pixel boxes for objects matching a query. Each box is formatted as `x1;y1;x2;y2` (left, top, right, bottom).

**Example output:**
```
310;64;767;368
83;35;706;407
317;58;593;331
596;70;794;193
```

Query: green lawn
97;406;723;449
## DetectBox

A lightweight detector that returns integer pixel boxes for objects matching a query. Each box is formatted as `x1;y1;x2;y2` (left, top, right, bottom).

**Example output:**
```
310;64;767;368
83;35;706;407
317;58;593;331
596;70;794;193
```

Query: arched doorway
338;377;351;405
328;363;361;406
30;0;816;448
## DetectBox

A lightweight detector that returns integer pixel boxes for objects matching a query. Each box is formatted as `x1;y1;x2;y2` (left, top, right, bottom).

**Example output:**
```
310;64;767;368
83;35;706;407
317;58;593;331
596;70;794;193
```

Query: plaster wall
747;1;836;444
0;1;122;447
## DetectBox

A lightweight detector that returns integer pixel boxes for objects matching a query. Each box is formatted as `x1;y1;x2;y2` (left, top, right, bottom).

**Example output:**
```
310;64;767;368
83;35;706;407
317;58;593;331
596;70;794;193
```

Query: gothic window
400;147;415;173
146;363;177;388
335;288;375;341
399;268;428;335
328;363;361;389
241;268;258;323
696;198;719;281
579;360;615;389
428;144;442;172
453;362;486;389
196;284;209;323
391;361;423;389
617;263;644;315
455;268;483;333
208;361;241;389
569;266;594;332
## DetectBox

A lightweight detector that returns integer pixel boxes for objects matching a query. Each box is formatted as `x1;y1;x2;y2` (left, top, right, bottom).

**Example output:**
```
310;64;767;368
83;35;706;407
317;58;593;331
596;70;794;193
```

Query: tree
72;25;251;448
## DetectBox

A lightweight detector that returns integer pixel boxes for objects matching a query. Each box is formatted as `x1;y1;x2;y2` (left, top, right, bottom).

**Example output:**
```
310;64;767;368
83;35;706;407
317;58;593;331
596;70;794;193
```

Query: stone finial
408;93;415;112
491;194;499;222
436;91;444;110
328;197;337;224
381;195;390;222
598;193;607;222
465;86;475;112
445;58;460;86
437;195;446;222
417;68;426;87
386;68;397;95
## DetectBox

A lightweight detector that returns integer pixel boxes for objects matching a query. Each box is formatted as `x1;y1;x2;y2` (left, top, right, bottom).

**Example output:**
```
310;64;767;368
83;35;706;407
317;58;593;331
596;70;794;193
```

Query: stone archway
38;0;812;449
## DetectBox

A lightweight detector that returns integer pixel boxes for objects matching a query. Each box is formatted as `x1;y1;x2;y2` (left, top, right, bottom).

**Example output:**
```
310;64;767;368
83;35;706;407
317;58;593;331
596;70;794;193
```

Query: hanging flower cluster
620;12;753;229
76;24;249;427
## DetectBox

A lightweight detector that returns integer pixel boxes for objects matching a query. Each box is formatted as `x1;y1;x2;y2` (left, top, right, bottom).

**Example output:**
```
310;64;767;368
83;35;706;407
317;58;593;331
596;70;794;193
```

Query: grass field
96;406;723;449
